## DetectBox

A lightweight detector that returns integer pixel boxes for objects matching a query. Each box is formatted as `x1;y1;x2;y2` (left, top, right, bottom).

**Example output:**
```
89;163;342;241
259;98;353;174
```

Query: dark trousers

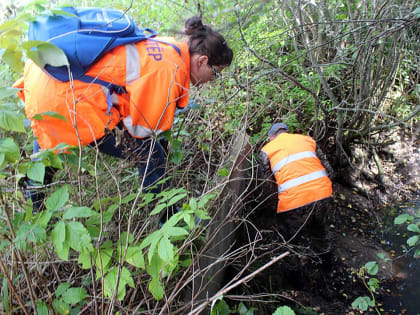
27;128;168;209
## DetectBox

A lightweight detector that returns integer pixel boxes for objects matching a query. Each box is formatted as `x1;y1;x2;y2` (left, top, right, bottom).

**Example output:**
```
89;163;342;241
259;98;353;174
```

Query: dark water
380;199;420;315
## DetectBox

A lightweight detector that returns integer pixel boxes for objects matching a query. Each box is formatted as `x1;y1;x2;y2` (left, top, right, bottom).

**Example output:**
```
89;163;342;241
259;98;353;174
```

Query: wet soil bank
235;129;420;315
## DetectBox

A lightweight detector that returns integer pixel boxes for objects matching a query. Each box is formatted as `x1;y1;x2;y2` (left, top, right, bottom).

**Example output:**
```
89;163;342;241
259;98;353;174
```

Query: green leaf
23;40;69;68
104;267;134;301
51;221;69;260
164;226;189;238
45;185;69;211
189;198;197;211
139;230;162;250
15;224;46;247
27;162;45;183
150;203;168;216
413;7;420;18
394;214;412;225
211;299;231;315
95;248;113;275
407;224;420;233
36;300;49;315
158;237;174;262
56;283;71;298
407;235;419;247
0;109;25;132
352;296;374;311
53;299;69;314
63;207;96;219
272;306;295;315
126;246;145;269
32;111;67;121
78;251;92;269
0;87;21;99
148;277;164;300
36;209;53;228
367;278;379;292
218;168;230;177
2;48;23;73
365;261;378;275
0;138;20;165
61;287;87;304
166;193;187;207
2;278;9;313
67;221;93;253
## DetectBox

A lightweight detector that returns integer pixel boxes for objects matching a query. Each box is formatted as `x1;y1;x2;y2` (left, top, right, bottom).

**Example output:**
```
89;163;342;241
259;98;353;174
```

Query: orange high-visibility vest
13;37;190;150
261;133;332;213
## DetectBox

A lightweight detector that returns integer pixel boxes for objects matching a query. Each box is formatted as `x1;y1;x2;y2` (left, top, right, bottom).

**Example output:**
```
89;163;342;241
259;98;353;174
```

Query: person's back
16;37;191;150
258;122;333;243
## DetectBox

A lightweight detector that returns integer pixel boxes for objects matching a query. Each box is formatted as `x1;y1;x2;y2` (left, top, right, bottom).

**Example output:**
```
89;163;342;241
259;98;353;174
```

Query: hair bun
184;16;206;35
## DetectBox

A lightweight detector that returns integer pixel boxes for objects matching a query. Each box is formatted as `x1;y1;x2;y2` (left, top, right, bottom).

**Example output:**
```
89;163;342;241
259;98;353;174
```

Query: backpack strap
76;75;127;114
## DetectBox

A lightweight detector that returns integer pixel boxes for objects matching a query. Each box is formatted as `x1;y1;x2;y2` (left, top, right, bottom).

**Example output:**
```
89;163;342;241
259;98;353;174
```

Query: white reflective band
123;116;162;138
272;151;317;174
126;44;140;84
278;170;327;193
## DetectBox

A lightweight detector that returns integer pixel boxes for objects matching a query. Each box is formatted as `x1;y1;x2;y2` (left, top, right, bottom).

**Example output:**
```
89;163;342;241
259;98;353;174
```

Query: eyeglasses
210;65;220;79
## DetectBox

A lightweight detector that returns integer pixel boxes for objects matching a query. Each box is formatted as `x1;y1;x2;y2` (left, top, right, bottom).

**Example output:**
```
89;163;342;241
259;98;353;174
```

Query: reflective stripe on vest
272;151;317;174
278;169;327;193
126;44;140;84
123;115;161;138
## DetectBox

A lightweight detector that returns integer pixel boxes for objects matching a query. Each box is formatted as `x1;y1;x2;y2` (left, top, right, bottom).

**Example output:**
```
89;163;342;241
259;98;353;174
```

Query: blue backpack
28;7;179;94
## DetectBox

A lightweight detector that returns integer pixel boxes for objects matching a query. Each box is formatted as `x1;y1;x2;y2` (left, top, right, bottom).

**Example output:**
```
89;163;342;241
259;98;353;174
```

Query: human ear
198;55;209;67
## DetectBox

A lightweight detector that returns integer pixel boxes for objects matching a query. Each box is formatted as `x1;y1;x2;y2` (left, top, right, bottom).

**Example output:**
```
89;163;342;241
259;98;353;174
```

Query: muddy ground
232;129;420;315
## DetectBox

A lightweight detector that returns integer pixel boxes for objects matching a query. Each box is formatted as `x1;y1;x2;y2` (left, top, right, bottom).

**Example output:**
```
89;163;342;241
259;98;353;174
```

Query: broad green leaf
51;221;69;260
0;138;20;164
413;7;420;18
121;193;137;204
95;248;113;275
146;253;165;279
148;277;164;300
0;109;25;132
164;226;189;238
407;235;419;247
0;153;4;167
104;267;134;301
189;198;197;211
272;306;295;315
407;224;420;233
0;87;21;99
15;224;46;248
36;300;49;315
158;237;174;262
2;48;23;73
53;299;69;314
67;221;93;253
32;111;67;121
211;299;231;315
45;185;69;211
63;207;96;219
352;296;374;311
36;209;53;228
23;40;69;68
166;193;187;207
394;214;412;225
78;251;92;269
55;283;71;298
365;261;378;275
150;203;167;216
27;162;45;183
368;278;379;292
139;230;162;250
218;168;230;177
126;246;145;269
61;287;87;304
